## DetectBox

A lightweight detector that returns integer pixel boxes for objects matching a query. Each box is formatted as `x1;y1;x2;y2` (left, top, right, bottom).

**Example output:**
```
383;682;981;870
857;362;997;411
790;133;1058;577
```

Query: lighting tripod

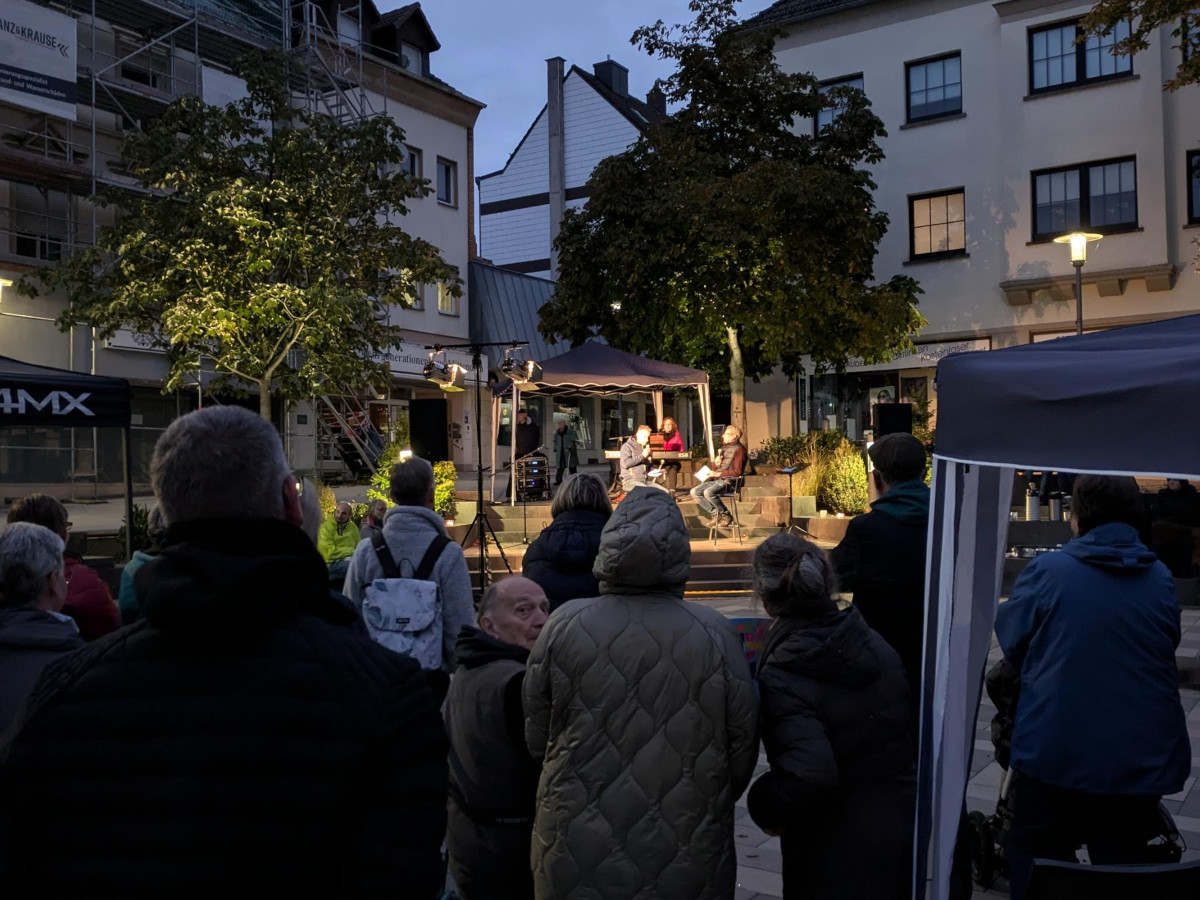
426;341;525;595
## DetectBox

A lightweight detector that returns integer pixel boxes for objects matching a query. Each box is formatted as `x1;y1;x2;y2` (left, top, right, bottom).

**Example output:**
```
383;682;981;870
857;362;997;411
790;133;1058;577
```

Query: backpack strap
414;534;451;582
371;529;402;579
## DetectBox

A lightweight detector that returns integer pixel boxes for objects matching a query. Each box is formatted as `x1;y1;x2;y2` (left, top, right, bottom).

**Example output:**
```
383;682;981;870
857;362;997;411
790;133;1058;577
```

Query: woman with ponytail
746;534;916;900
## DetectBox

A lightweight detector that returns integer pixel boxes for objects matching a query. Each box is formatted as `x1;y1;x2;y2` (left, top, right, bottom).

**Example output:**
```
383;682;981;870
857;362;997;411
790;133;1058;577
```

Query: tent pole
122;425;134;562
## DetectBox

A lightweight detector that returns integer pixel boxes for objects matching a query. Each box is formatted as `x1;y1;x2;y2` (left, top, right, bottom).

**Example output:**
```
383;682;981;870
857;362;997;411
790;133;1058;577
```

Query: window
909;189;966;259
436;158;456;206
907;53;962;122
405;146;422;179
401;42;425;75
410;283;424;311
1187;151;1200;225
815;75;864;133
1029;19;1131;92
437;282;458;316
1032;157;1137;240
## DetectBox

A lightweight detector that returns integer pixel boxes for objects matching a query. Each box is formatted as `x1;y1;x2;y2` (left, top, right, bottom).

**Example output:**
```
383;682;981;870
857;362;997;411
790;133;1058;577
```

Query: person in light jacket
524;486;758;899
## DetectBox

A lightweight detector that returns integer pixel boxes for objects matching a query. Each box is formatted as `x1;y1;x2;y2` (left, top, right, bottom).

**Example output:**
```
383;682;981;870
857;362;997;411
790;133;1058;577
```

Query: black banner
0;357;131;429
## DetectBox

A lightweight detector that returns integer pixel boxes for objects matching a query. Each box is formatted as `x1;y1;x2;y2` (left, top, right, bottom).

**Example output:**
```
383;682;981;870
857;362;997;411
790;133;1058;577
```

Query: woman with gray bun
746;533;916;900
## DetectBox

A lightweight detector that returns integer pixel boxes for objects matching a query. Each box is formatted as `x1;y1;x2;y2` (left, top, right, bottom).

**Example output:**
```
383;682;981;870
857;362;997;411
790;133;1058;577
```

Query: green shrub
116;504;150;562
314;479;337;519
819;440;869;515
350;501;369;524
434;460;458;521
366;438;407;506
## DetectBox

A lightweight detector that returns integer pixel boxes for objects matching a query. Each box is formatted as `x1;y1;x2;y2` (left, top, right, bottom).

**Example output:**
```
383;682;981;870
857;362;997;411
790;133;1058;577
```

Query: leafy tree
1082;2;1200;90
21;51;458;420
539;0;923;437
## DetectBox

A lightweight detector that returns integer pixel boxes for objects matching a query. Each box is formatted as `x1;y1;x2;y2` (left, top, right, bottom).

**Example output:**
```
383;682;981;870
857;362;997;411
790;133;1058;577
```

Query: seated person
318;501;359;587
659;417;685;492
690;426;747;527
619;426;658;493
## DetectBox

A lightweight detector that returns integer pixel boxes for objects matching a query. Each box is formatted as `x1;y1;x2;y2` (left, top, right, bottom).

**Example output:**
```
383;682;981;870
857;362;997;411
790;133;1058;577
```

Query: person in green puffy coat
318;502;360;587
524;486;759;899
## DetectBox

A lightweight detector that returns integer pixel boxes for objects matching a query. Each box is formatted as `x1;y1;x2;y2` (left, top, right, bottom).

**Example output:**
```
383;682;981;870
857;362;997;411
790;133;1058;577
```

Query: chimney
547;57;566;280
646;87;666;117
593;59;629;97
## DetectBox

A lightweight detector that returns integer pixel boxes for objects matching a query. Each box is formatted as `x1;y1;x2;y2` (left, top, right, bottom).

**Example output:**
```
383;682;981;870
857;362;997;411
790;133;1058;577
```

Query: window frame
405;145;422;180
410;282;425;311
436;157;457;207
1188;150;1200;226
905;52;963;124
1030;155;1139;242
436;282;458;317
813;73;865;136
1027;17;1133;95
908;188;968;261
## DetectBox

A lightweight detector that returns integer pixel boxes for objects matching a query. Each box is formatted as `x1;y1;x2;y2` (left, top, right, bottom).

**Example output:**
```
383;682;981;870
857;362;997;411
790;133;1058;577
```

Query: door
409;398;448;462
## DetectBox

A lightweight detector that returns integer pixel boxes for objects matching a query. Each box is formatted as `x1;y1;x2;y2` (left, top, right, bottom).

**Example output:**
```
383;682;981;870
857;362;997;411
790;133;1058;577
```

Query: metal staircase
315;392;384;480
290;1;378;124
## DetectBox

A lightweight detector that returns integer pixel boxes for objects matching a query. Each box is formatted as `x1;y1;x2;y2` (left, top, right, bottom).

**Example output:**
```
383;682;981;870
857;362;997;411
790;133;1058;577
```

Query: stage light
500;347;541;387
423;351;467;392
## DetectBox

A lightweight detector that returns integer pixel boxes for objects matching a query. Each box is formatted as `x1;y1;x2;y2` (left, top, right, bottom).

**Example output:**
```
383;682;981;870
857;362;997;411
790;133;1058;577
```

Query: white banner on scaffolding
0;0;77;121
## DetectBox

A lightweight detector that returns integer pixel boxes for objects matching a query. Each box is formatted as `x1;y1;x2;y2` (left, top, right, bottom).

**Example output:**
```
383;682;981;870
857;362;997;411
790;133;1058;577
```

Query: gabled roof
377;2;441;52
477;65;665;183
745;0;887;29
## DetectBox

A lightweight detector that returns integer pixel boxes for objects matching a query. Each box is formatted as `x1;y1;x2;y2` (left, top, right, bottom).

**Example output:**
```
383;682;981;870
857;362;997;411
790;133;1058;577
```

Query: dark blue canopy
0;355;131;429
935;314;1200;478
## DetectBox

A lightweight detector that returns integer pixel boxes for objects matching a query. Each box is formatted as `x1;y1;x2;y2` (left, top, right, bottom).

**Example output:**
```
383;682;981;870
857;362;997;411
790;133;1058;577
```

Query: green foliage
819;440;869;515
21;51;458;420
115;504;150;561
367;437;407;506
1081;2;1200;90
351;502;369;524
433;461;458;521
689;443;709;459
315;480;337;519
540;0;924;439
760;431;846;497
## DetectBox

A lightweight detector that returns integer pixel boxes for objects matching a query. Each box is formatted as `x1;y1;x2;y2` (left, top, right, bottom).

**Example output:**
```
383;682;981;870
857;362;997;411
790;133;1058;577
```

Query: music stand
779;463;816;538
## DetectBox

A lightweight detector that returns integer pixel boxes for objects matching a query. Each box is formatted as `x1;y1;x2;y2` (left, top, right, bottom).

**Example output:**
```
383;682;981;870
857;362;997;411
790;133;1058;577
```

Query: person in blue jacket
995;474;1191;900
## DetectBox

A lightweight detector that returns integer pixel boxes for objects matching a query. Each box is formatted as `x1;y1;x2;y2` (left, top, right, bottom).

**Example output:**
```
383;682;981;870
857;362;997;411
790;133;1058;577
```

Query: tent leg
122;425;135;562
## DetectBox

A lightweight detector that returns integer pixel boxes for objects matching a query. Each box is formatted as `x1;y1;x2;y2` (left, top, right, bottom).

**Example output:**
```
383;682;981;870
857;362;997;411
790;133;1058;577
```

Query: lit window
909;190;966;259
906;53;962;122
437;282;458;316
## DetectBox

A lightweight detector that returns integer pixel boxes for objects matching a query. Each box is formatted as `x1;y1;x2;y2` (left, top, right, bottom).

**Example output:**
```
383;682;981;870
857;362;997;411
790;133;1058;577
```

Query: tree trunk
259;378;272;422
726;326;746;440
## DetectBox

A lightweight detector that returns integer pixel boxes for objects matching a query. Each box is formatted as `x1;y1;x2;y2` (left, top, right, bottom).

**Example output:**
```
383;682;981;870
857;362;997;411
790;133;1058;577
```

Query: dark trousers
1007;772;1161;900
661;461;682;492
555;465;576;485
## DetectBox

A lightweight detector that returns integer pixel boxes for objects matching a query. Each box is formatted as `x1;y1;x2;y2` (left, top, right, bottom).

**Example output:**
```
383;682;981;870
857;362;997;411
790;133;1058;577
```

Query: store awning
0;355;131;428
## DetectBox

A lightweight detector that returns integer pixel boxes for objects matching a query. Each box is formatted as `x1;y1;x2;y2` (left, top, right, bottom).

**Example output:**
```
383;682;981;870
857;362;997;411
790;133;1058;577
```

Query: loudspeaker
874;403;913;436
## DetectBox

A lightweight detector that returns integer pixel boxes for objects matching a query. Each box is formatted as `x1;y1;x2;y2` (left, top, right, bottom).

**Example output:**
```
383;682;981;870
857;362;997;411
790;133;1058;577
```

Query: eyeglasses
292;473;304;497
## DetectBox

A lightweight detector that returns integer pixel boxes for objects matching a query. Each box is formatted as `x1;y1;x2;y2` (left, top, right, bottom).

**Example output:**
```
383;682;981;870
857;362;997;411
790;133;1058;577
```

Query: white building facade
744;0;1200;445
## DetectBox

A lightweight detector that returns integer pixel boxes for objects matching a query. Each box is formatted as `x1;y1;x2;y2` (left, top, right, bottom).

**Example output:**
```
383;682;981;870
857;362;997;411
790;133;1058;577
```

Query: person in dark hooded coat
747;534;915;900
521;473;610;610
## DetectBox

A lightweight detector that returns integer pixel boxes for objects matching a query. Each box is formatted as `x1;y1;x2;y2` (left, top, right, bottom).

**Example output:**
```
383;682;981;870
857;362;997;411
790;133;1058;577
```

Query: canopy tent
918;315;1200;899
0;355;135;559
489;342;716;503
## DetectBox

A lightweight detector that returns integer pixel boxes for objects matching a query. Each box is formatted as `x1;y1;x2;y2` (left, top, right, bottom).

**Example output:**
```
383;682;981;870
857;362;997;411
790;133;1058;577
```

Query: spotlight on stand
423;351;466;392
500;347;542;388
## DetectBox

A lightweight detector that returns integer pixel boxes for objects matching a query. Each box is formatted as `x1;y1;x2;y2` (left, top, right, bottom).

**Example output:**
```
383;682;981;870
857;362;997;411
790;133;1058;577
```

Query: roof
534;341;709;393
468;260;562;365
935;315;1200;478
376;2;441;52
745;0;888;29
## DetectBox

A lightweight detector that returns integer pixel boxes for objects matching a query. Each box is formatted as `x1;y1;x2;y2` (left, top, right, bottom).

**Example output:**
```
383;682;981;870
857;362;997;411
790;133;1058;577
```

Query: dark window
1030;19;1132;93
909;189;966;259
1032;157;1137;240
436;158;456;206
1188;150;1200;225
907;53;962;122
405;145;422;179
815;75;864;134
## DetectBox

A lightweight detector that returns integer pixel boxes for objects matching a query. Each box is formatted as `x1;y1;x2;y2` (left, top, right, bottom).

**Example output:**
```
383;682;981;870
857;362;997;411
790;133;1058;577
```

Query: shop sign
842;338;991;373
369;343;474;379
106;329;167;353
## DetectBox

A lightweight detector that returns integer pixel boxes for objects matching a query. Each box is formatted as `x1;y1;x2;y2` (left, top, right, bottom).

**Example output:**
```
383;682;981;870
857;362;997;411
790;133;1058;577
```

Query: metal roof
468;260;566;368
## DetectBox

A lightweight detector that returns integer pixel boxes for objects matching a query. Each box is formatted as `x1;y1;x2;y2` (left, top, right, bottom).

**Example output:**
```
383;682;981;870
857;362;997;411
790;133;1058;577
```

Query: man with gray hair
344;453;473;680
445;576;549;899
0;523;83;732
0;406;448;896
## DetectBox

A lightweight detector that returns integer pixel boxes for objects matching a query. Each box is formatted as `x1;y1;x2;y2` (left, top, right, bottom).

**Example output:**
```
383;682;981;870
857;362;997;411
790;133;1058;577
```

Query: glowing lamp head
1053;231;1102;264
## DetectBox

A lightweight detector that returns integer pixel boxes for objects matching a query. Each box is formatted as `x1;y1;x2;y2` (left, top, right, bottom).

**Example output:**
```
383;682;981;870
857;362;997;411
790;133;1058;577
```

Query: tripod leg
485;517;513;574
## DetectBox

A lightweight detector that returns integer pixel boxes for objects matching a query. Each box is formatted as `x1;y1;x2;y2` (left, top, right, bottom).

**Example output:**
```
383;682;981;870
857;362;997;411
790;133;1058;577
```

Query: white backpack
361;531;450;670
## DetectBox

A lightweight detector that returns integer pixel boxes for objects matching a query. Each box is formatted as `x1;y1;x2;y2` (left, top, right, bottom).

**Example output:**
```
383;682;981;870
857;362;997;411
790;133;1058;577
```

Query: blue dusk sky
384;0;777;180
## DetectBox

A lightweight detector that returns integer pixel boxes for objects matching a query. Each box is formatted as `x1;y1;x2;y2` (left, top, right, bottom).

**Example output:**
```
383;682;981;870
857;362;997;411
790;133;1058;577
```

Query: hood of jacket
137;518;352;637
381;504;447;538
537;509;609;572
454;625;530;669
593;486;690;594
763;606;884;687
0;608;84;651
871;479;930;525
1062;522;1159;571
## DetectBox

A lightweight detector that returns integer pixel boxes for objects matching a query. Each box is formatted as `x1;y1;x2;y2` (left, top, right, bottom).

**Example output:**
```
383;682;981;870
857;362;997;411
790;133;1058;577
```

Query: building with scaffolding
0;0;484;494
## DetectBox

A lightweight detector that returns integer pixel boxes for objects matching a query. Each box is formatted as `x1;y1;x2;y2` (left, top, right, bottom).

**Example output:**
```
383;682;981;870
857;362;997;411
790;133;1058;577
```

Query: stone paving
699;597;1200;900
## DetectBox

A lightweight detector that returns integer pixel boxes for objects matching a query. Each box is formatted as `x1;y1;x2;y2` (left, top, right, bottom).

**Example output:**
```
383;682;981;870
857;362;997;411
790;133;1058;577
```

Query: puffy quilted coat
521;508;608;610
747;607;915;900
524;487;759;900
0;518;448;897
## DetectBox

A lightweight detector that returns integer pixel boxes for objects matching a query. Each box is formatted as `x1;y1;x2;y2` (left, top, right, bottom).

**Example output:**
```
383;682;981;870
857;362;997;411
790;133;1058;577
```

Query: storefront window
600;397;638;449
553;399;592;449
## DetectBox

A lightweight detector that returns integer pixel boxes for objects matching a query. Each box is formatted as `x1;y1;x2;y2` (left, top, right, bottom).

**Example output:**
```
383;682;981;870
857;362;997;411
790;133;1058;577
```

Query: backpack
361;530;451;670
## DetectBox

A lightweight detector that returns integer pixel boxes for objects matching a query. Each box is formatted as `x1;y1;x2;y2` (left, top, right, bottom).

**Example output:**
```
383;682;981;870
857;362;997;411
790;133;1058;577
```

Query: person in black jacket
0;523;84;733
445;577;549;899
522;473;611;610
747;534;915;900
0;406;448;897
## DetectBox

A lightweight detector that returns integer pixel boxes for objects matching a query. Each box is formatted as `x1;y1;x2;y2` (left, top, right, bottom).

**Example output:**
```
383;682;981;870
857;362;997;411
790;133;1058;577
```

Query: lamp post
1052;231;1102;335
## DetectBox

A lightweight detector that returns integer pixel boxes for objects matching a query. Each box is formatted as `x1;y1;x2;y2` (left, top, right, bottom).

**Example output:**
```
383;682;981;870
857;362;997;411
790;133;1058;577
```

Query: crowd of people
0;407;1192;899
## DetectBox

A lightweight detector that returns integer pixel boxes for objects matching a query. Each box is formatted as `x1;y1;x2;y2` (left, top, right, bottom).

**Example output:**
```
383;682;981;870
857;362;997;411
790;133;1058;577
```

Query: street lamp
1052;231;1102;335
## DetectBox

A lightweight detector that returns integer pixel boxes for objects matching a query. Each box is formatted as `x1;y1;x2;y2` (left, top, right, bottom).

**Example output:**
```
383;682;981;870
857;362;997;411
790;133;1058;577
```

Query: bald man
444;577;549;899
317;501;360;587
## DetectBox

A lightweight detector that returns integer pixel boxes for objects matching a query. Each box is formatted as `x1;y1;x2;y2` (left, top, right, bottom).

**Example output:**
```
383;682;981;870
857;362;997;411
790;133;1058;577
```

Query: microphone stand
515;445;546;545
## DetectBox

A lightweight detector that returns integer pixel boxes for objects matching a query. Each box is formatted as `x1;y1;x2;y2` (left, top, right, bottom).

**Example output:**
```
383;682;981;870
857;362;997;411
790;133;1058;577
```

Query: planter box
799;515;853;544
